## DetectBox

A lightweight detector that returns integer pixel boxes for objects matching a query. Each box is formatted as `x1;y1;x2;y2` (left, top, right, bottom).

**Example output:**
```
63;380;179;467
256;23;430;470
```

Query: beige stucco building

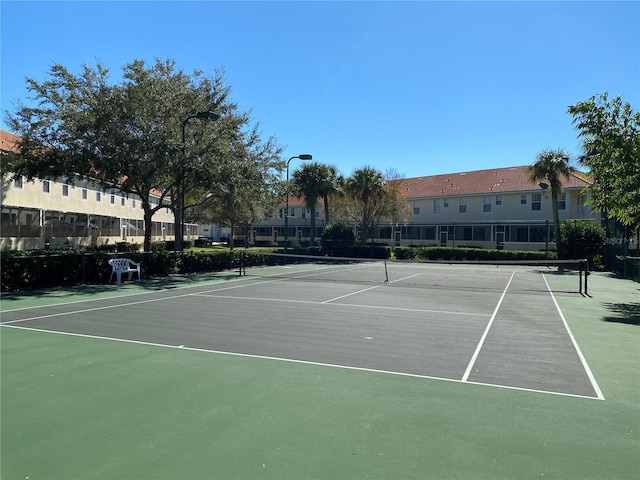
252;165;599;251
2;129;600;252
1;129;178;250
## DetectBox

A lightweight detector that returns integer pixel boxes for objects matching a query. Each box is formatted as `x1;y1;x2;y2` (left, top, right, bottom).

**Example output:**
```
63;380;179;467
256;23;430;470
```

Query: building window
531;193;542;211
558;193;566;210
432;199;441;215
82;188;88;200
315;210;320;218
111;194;115;205
62;184;69;197
278;208;283;219
516;226;529;242
42;180;50;193
520;194;527;205
443;199;449;208
495;195;502;206
458;198;467;214
577;194;585;215
483;196;492;213
96;191;101;202
121;194;125;207
14;177;23;189
413;206;420;215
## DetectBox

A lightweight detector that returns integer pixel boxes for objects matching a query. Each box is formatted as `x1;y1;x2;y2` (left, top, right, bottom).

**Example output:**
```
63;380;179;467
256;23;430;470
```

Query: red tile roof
288;165;592;207
1;129;168;199
398;165;591;199
3;129;591;202
0;129;20;153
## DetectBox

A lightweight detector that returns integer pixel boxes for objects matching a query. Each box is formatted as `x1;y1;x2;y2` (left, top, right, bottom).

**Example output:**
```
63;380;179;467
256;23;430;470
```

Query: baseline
1;323;602;401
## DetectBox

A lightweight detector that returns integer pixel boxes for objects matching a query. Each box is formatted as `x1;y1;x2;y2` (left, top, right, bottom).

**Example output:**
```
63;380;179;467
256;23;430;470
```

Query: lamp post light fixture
180;111;220;251
284;154;313;252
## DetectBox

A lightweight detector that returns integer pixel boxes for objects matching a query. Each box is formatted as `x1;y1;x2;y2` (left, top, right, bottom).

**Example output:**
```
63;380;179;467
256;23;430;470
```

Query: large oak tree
4;59;283;251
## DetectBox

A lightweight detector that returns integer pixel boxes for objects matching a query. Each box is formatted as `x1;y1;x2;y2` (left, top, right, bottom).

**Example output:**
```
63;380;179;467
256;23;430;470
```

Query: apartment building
2;128;600;252
252;165;599;251
1;129;178;250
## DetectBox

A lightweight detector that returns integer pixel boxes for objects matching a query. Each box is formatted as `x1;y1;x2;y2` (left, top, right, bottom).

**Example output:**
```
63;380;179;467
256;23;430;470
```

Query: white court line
0;323;602;400
252;261;381;282
0;274;254;313
321;284;385;303
0;278;283;326
461;270;516;382
192;292;490;317
319;272;424;304
387;273;424;284
542;274;605;400
1;274;488;325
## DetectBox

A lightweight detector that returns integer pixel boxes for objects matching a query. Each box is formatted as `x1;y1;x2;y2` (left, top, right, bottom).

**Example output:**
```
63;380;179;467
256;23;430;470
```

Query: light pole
284;154;312;252
180;111;220;251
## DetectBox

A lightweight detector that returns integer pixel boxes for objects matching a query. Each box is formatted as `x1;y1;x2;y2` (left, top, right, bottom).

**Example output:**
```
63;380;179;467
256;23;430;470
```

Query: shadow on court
603;302;640;325
0;272;242;305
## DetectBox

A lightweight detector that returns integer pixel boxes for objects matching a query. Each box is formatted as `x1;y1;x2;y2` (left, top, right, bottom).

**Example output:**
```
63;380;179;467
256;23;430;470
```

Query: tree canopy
190;126;284;249
291;162;339;246
568;93;640;229
333;166;410;244
4;58;284;251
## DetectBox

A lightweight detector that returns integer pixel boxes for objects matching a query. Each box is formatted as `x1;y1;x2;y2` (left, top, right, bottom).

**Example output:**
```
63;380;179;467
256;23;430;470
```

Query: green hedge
0;250;241;292
393;246;555;261
2;246;558;292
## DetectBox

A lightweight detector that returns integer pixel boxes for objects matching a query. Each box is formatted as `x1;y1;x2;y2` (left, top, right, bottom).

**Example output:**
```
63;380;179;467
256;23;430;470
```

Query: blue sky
1;1;638;179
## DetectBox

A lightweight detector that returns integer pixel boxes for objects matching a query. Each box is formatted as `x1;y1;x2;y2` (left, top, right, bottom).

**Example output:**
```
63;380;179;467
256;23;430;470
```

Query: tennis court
1;257;599;399
2;257;638;479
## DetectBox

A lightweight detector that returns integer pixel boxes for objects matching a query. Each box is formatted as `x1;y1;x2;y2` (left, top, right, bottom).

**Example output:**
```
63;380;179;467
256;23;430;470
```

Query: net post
239;250;244;277
384;259;389;283
579;261;583;295
583;259;589;295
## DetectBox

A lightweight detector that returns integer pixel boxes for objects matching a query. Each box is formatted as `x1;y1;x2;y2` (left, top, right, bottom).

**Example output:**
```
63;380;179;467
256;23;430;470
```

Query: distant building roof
398;165;591;199
287;165;591;208
1;129;169;200
4;129;591;205
0;129;20;153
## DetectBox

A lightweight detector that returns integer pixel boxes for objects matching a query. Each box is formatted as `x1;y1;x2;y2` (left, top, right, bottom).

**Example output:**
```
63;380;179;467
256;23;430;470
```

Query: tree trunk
323;196;330;225
361;199;368;244
143;206;154;252
309;206;316;247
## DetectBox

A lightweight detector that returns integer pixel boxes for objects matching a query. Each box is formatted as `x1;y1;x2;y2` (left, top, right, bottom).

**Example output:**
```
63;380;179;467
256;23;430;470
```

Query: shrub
558;220;605;266
321;223;356;256
392;246;552;262
394;247;417;260
349;245;391;259
0;249;246;292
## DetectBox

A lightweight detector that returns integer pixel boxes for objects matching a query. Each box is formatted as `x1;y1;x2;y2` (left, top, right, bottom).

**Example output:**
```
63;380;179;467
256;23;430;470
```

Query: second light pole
284;154;312;252
180;111;220;251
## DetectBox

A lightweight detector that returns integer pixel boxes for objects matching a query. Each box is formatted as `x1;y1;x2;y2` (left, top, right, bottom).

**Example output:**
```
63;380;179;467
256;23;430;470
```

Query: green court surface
1;269;639;479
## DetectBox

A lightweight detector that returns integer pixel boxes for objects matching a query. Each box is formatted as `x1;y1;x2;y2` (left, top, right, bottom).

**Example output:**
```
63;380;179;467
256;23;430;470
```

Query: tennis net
239;251;589;295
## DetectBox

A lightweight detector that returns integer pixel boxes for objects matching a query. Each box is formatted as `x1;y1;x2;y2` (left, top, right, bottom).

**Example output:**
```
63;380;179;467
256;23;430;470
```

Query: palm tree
527;148;573;257
292;162;337;247
316;164;340;225
345;166;387;243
